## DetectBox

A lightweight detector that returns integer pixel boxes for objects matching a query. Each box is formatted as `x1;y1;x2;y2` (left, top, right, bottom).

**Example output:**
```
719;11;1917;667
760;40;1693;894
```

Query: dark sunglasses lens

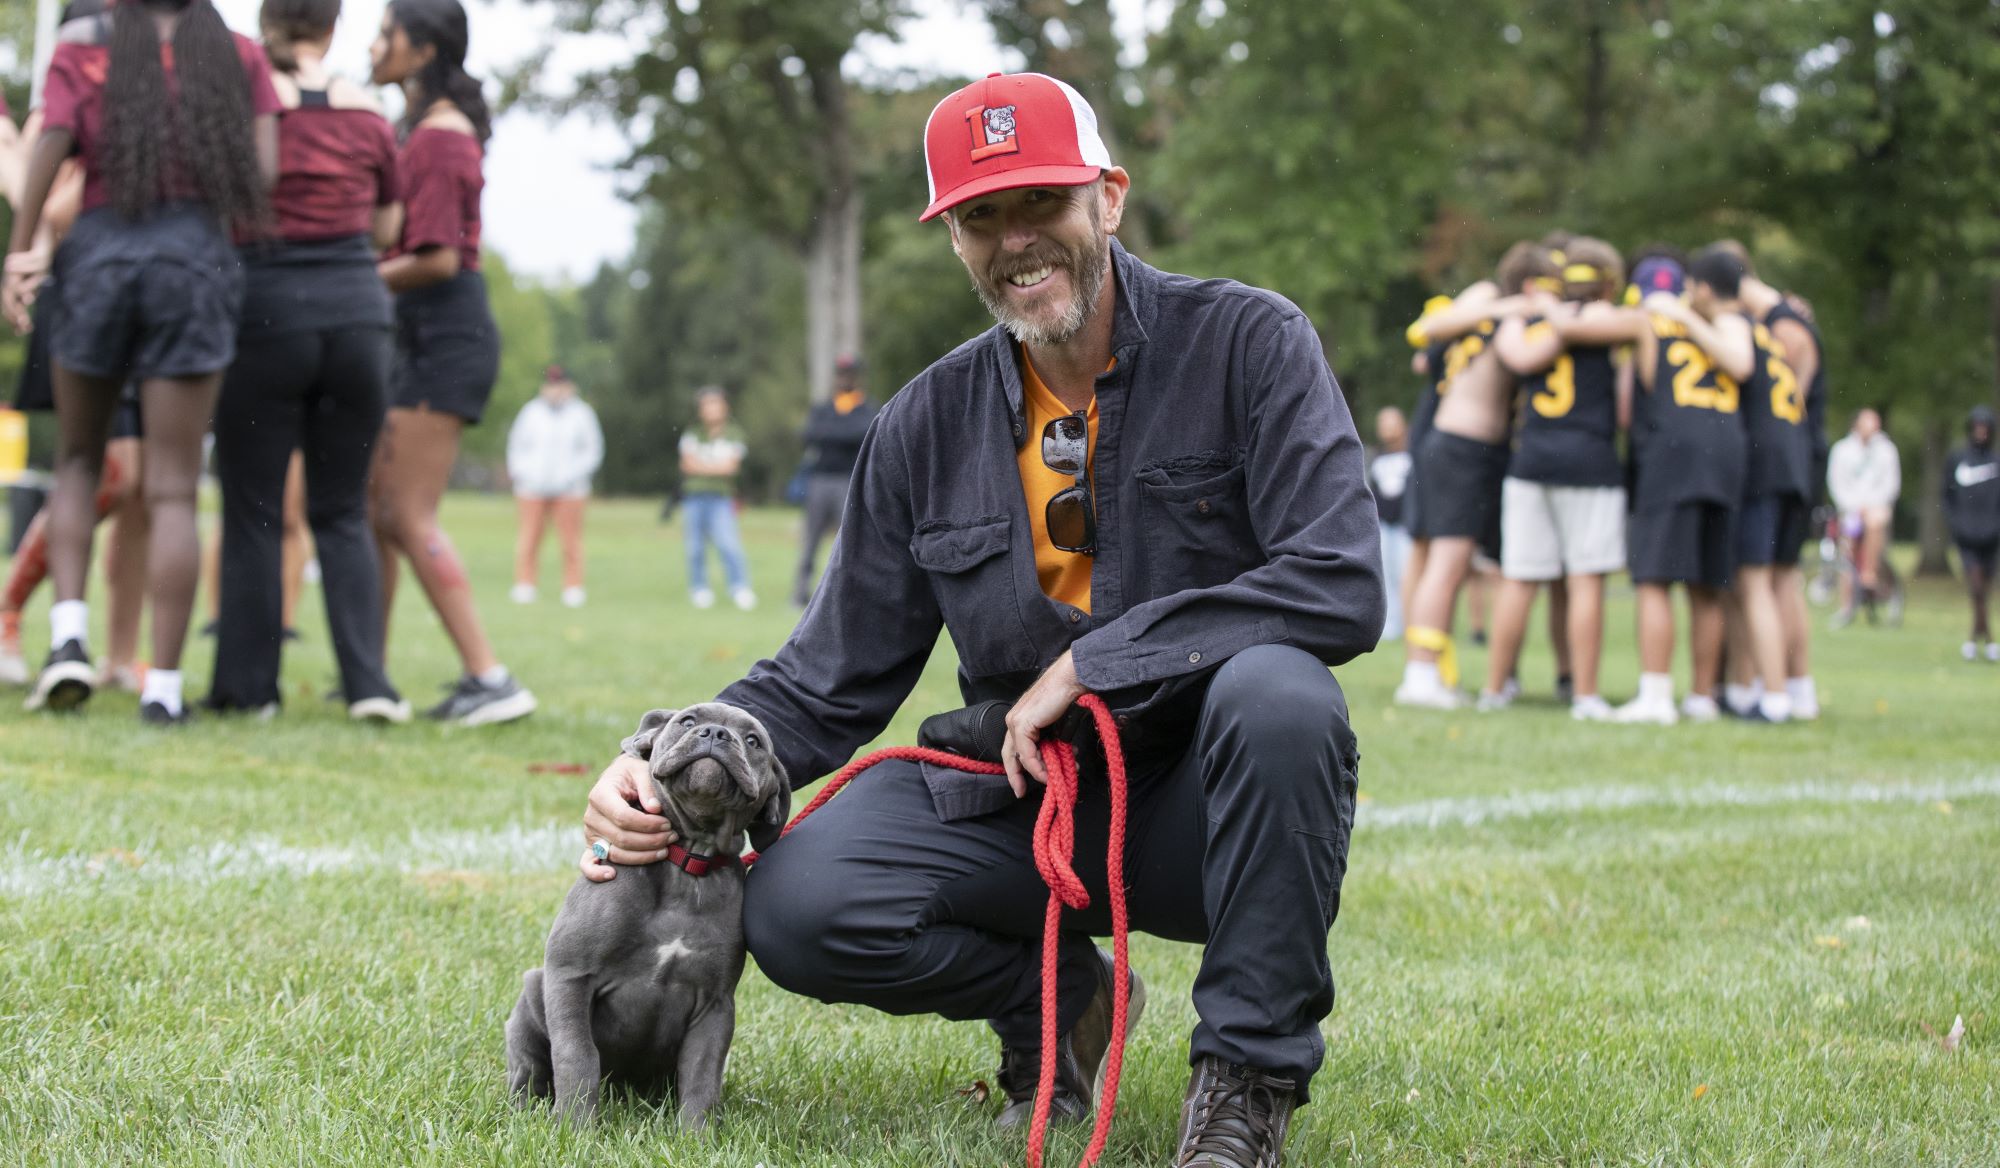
1042;416;1087;475
1046;486;1094;551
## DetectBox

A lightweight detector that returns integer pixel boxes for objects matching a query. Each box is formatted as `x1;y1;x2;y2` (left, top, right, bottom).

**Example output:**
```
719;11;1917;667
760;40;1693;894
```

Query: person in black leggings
207;0;406;721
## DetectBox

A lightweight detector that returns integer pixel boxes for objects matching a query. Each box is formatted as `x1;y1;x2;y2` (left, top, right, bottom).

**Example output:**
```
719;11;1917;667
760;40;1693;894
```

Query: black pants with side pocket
209;324;398;708
744;643;1359;1102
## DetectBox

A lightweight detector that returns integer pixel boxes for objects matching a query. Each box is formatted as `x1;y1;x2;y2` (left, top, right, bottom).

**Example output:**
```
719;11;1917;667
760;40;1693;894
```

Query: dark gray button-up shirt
719;241;1385;819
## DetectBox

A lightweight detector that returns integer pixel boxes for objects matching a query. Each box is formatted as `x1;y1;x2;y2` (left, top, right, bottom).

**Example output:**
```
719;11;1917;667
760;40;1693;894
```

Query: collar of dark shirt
993;238;1154;449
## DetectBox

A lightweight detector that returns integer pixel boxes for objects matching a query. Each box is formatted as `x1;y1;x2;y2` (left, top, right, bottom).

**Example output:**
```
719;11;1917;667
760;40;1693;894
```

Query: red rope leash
744;695;1130;1168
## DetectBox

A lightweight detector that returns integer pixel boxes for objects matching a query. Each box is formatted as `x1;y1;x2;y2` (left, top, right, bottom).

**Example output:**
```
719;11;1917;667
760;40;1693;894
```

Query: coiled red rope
746;694;1130;1168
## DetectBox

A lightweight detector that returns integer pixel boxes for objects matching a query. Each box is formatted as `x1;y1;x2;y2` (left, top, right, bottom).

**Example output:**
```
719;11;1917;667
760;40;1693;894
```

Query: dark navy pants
744;644;1359;1099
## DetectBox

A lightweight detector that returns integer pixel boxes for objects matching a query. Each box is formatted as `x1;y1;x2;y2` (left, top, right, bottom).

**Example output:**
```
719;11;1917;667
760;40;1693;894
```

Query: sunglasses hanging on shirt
1041;412;1096;554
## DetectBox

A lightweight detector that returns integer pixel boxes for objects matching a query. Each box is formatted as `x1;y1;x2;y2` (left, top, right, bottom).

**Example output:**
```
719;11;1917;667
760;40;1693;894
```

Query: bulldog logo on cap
966;103;1020;161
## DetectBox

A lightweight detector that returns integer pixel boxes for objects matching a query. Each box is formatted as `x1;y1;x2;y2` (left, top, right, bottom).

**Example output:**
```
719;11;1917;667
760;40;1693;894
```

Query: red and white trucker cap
920;72;1113;222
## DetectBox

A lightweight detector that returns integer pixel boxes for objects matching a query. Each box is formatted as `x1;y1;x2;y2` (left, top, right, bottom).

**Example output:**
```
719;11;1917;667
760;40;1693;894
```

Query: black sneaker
140;700;193;726
995;947;1147;1130
1554;674;1575;705
25;639;94;712
423;673;537;726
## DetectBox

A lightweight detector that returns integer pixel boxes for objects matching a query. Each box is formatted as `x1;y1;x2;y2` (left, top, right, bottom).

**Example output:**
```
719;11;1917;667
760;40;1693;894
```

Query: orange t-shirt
1018;353;1099;612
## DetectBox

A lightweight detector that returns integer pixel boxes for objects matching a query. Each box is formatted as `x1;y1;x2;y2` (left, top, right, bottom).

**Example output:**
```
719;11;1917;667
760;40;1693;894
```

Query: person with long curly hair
365;0;533;726
3;0;280;723
204;0;410;723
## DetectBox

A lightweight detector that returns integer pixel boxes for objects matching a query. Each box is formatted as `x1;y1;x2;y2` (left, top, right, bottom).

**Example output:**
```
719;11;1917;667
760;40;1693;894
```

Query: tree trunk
1915;417;1952;576
804;188;863;404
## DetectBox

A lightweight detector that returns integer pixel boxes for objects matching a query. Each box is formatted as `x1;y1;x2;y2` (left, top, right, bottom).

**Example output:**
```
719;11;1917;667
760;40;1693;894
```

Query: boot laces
1186;1065;1287;1165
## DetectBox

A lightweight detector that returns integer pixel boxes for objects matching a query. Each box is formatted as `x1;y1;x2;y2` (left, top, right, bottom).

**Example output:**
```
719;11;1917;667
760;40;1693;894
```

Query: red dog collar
666;843;739;877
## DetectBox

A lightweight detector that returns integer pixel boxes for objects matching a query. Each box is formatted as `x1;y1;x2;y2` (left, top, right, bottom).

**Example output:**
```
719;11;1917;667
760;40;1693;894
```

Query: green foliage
463;250;556;465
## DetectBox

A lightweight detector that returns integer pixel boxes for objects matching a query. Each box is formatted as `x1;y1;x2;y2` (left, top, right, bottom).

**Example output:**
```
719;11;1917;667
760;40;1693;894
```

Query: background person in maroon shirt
365;0;534;727
205;0;409;724
3;0;280;724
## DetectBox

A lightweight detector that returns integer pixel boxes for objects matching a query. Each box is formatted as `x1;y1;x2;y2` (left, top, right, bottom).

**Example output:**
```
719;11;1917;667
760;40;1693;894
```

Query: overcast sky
203;0;1165;282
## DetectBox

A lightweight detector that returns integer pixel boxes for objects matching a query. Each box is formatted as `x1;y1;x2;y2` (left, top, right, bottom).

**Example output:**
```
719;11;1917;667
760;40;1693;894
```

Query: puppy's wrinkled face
622;703;790;845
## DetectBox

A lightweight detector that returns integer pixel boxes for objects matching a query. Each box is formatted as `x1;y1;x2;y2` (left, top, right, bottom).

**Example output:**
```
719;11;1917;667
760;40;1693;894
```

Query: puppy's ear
746;757;792;854
621;709;679;760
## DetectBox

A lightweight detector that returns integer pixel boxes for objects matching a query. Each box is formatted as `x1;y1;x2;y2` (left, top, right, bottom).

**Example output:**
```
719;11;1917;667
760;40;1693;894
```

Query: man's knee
1207;644;1349;736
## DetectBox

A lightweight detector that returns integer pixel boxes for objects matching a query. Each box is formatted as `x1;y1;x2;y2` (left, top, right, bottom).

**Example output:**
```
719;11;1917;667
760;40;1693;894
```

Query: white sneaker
561;586;586;608
349;696;412;724
509;583;537;605
1613;695;1678;725
1394;677;1465;710
1987;642;2000;664
1964;641;1979;662
691;589;716;609
732;587;758;612
0;646;28;687
1680;694;1721;723
1475;688;1514;713
1570;695;1614;722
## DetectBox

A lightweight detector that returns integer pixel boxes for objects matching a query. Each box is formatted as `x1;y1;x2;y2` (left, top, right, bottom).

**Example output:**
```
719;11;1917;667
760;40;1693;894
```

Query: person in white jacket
508;367;604;607
1826;407;1900;619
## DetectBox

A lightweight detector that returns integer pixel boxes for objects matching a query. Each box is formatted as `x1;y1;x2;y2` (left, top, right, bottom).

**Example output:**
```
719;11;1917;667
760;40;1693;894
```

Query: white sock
1637;672;1674;705
1403;661;1441;689
141;668;183;715
477;665;511;688
1787;676;1817;709
1759;691;1794;722
1724;683;1760;712
50;600;89;651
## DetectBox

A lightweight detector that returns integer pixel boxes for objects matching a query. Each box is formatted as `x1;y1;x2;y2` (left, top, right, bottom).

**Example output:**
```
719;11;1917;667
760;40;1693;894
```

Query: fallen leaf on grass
1692;1084;1709;1100
1843;916;1872;931
1921;1016;1966;1053
85;849;145;876
1405;1087;1421;1103
706;644;739;662
1873;699;1890;714
1814;935;1844;949
527;762;588;775
1446;726;1463;742
956;1080;990;1105
1934;801;1954;815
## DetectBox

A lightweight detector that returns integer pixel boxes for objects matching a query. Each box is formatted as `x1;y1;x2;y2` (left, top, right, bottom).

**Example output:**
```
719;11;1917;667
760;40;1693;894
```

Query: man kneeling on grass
574;73;1383;1166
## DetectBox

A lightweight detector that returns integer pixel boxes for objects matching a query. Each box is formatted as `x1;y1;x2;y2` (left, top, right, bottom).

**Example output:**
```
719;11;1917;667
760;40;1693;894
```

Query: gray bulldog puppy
505;702;791;1126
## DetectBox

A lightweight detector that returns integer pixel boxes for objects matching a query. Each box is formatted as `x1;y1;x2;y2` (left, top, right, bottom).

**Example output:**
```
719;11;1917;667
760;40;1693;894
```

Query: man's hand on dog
1003;650;1087;797
579;754;680;882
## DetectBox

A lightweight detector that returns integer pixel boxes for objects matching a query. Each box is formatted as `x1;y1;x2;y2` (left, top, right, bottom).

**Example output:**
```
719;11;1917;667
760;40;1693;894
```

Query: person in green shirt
678;387;755;609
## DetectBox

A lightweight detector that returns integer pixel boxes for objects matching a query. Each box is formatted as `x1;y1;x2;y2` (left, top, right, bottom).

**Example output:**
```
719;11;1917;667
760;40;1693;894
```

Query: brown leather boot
1172;1056;1299;1167
995;947;1148;1129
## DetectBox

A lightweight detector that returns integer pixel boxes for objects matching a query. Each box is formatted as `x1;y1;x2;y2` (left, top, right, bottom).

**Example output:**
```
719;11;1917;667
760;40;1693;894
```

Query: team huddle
1392;235;1825;725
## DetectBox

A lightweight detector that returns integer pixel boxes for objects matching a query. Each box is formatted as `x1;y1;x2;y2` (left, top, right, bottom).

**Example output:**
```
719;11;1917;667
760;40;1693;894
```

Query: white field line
2;774;1994;898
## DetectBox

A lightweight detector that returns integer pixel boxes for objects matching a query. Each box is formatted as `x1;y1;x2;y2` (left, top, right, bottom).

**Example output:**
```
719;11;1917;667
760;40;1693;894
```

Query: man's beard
968;217;1112;349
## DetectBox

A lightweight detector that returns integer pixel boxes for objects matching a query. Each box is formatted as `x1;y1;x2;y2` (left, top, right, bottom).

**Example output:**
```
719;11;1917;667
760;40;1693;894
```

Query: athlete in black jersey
1720;240;1822;718
1483;238;1629;720
1551;251;1751;725
1687;247;1805;723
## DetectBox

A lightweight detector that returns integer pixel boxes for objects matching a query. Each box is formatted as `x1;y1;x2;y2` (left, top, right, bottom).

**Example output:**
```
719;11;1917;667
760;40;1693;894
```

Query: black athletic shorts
1630;500;1738;591
1412;429;1507;556
12;288;56;411
1735;493;1810;568
1958;540;1999;576
49;204;244;380
391;270;501;425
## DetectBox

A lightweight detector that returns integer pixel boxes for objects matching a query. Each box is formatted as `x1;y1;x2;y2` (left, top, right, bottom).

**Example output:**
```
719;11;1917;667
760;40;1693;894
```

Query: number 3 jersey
1507;311;1622;488
1632;314;1748;509
1740;315;1812;502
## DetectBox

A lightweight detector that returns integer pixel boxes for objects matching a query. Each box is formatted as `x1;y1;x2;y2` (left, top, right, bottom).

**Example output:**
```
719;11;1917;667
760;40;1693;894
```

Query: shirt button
1068;610;1082;623
1188;651;1202;664
1196;500;1211;515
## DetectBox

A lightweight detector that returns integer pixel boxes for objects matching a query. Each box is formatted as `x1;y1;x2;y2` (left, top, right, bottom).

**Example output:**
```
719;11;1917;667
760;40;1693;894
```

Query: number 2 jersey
1631;315;1747;509
1507;311;1622;488
1740;315;1811;501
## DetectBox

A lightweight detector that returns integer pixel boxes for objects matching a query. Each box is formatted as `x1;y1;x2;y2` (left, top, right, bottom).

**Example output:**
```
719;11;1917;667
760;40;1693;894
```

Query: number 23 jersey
1632;315;1747;509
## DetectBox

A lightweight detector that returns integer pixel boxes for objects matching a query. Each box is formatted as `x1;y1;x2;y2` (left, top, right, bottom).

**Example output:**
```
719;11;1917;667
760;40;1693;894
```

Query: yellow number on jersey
1666;340;1740;413
1754;324;1804;424
1533;355;1576;418
1441;335;1487;388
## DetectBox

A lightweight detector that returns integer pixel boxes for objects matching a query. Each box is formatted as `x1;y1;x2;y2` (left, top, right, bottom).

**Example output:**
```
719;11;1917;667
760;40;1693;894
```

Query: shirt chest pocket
1136;451;1261;593
910;516;1038;675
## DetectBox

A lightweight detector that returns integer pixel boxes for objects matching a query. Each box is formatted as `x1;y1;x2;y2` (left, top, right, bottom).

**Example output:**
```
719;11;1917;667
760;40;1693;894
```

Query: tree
530;0;908;404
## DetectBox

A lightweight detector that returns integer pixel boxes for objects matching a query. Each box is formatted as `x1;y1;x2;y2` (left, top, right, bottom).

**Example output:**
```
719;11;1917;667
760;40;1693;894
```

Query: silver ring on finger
590;838;610;863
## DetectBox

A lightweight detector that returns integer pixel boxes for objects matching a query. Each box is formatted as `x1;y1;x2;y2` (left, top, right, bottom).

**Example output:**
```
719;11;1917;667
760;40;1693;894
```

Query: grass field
2;494;1994;1167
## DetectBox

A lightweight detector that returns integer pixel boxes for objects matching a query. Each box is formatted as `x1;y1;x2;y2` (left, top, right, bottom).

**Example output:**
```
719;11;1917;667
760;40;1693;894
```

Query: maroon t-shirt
390;126;483;272
270;102;400;242
40;19;282;213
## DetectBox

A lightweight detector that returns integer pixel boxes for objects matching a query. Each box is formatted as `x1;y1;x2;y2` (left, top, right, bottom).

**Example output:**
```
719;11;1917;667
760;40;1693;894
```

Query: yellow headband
1563;263;1604;283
